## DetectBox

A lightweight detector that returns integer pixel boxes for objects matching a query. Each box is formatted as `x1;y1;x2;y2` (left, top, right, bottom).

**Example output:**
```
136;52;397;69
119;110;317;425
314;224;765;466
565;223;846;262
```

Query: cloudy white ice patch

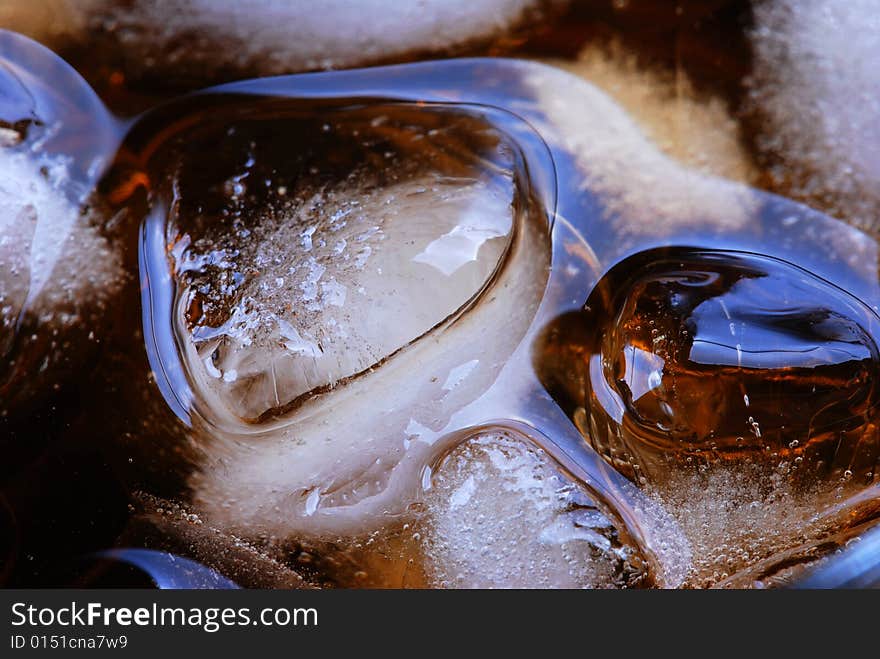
749;0;880;233
1;0;563;80
0;146;123;413
421;433;649;588
0;148;120;339
180;174;514;425
544;39;759;187
524;63;759;243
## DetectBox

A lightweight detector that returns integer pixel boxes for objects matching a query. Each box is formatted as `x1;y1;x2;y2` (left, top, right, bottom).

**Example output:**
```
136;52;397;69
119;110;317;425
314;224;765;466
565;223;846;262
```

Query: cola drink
1;0;879;589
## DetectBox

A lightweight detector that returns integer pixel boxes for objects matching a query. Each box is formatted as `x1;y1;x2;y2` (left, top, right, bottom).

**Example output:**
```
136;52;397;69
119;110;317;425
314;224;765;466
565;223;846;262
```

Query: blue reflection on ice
98;549;239;589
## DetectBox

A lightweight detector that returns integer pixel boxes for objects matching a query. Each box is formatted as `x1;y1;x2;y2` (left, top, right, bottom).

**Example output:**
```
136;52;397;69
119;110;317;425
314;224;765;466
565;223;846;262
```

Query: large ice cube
133;98;550;538
163;107;516;424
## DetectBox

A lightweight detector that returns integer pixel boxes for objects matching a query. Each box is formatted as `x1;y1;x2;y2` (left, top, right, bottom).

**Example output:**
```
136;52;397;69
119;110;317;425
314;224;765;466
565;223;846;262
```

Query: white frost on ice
750;0;880;232
181;173;514;424
421;433;647;588
1;0;561;78
525;63;759;242
0;148;121;339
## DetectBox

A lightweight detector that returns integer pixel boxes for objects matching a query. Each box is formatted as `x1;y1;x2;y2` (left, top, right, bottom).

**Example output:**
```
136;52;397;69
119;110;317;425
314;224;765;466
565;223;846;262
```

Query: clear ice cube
131;94;550;540
0;32;122;414
165;107;514;423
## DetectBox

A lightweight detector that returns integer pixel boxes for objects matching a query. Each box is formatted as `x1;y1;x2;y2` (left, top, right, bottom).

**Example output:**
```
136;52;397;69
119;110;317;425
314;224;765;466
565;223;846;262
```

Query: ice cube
539;247;880;482
421;432;650;588
177;175;512;423
132;98;550;539
165;108;515;424
0;30;123;415
749;0;880;234
537;246;880;586
0;147;122;415
645;462;876;587
1;0;565;83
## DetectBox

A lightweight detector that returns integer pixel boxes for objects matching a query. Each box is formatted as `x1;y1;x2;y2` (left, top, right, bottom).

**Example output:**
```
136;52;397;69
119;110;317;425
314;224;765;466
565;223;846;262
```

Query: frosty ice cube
421;431;651;588
750;0;880;234
122;77;552;539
